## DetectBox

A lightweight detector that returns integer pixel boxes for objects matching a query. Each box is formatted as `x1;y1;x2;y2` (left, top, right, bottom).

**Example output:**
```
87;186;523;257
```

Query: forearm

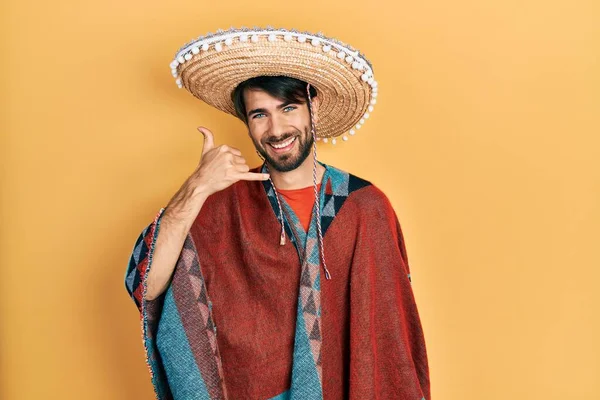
141;128;268;300
144;185;208;300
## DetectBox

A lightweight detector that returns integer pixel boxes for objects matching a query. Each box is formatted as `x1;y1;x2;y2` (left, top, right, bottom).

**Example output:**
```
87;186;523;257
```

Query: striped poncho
125;163;430;399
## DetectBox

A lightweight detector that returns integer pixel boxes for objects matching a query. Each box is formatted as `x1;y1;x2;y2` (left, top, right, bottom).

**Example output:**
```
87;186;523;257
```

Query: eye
252;113;266;119
283;106;297;112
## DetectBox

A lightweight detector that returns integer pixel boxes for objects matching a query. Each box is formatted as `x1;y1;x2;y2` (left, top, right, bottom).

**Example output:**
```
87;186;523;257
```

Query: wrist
165;181;208;220
191;185;211;202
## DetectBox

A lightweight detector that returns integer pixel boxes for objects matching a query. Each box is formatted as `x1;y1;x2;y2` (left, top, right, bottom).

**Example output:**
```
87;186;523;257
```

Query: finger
234;163;251;173
236;172;270;181
220;145;242;156
197;126;215;156
232;155;247;165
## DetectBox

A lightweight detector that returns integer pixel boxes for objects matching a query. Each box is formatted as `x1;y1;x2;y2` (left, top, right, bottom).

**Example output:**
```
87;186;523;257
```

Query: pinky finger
234;163;251;173
237;172;270;181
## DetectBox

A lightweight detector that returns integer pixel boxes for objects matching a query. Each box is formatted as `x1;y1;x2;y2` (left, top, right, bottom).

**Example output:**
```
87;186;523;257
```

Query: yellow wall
2;0;599;399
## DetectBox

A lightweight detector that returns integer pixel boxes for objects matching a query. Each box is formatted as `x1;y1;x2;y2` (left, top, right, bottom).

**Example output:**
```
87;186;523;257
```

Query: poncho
125;162;430;400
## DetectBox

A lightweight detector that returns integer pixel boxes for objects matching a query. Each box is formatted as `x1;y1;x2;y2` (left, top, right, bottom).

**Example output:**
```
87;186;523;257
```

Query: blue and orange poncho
125;163;430;399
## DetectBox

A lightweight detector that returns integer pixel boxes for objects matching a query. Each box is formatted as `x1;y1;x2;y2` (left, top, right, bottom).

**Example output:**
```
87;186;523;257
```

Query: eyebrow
246;101;299;118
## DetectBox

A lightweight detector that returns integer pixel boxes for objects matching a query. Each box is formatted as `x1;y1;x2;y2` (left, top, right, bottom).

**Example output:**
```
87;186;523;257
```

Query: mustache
264;132;301;144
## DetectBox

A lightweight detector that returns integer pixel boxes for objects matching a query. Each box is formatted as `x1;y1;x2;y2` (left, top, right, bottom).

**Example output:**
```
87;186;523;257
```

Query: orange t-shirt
277;183;322;233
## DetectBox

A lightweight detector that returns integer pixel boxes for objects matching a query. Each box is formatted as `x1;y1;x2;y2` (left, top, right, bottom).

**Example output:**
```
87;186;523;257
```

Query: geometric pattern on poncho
261;162;372;398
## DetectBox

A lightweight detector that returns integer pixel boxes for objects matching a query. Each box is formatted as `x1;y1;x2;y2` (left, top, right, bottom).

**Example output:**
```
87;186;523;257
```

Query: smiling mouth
268;136;297;152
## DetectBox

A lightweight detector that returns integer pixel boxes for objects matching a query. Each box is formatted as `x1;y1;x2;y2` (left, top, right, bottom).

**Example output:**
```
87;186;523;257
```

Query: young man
125;27;430;400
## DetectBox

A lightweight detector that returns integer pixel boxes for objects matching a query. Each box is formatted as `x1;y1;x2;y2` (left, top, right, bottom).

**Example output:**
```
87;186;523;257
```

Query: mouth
267;136;297;153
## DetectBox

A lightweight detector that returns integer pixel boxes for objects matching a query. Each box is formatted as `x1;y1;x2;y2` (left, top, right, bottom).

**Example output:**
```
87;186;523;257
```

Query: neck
267;152;326;190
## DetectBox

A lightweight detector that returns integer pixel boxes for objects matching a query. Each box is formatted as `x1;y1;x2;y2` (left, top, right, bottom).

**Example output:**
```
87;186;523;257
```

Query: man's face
243;89;318;172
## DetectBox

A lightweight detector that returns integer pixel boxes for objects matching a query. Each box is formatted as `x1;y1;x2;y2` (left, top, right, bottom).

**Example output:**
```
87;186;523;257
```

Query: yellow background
2;0;599;399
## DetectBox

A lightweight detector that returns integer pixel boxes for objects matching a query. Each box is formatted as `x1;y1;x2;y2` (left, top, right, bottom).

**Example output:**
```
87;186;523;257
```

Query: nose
268;112;287;139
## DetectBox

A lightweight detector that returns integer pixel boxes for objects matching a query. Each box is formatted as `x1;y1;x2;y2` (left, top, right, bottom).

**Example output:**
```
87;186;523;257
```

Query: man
125;27;430;400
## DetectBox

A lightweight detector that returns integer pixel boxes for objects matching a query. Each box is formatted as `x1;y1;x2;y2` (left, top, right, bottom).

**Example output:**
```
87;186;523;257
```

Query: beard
253;126;314;172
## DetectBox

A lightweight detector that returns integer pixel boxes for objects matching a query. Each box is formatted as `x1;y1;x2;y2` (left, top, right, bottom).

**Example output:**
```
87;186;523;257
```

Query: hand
188;126;269;198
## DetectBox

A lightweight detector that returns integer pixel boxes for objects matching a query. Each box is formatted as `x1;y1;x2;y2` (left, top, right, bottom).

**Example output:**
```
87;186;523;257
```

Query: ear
309;95;321;125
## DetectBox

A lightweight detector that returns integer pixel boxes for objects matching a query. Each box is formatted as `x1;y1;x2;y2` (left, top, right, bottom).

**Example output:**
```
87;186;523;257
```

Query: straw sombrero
170;27;378;145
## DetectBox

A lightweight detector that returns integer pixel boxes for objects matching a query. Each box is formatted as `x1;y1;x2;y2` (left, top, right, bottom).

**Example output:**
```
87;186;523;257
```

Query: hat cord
267;171;287;246
262;84;331;280
307;84;332;280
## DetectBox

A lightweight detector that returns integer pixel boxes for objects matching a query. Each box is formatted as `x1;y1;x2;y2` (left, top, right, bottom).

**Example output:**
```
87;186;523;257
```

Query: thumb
197;126;215;156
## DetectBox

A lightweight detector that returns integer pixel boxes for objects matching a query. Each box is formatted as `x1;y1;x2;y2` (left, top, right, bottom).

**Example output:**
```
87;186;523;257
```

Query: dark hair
231;76;318;125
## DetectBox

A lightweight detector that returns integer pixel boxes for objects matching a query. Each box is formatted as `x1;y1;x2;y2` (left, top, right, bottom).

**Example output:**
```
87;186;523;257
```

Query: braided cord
307;84;331;280
265;163;286;246
261;85;331;280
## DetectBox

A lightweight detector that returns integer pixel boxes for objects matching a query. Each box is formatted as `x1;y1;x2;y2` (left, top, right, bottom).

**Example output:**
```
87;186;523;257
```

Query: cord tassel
280;227;286;245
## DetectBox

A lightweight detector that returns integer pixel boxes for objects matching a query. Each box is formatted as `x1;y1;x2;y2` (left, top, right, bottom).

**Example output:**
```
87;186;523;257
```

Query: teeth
271;137;296;149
